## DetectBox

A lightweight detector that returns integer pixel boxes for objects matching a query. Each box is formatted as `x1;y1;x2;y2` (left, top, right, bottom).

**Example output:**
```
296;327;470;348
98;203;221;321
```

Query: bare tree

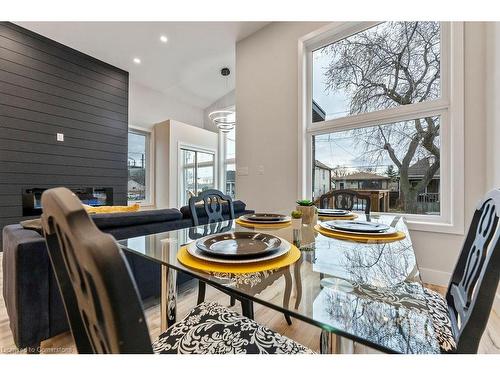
321;22;441;213
331;165;350;178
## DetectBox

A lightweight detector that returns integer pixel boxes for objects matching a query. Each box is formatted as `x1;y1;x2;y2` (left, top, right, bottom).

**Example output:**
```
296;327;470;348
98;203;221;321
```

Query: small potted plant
291;210;303;229
296;199;318;224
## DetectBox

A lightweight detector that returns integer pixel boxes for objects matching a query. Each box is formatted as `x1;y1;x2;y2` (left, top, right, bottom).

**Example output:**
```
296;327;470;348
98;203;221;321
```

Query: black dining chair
421;188;500;353
318;189;371;215
188;189;293;325
188;189;238;308
188;189;235;226
40;187;312;354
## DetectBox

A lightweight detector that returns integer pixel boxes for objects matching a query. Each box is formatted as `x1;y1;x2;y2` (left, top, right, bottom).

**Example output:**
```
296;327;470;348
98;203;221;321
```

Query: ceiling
16;22;269;109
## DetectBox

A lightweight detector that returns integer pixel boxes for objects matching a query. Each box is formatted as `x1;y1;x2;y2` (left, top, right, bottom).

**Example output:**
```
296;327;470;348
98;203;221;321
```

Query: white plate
186;237;291;264
238;216;291;225
319;221;398;236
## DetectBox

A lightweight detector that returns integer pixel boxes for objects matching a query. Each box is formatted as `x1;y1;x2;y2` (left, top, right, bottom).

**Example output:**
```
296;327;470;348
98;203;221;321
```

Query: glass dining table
117;213;441;354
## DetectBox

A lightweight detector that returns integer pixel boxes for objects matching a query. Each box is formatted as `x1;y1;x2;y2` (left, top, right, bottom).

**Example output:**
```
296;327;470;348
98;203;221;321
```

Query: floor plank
0;253;497;354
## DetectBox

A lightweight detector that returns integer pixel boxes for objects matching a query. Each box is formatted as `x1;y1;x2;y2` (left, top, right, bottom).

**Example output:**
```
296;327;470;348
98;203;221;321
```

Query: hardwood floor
0;253;498;354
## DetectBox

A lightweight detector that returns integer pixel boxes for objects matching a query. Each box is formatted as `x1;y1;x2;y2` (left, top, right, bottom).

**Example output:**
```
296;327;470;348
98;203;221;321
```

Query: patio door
179;148;215;206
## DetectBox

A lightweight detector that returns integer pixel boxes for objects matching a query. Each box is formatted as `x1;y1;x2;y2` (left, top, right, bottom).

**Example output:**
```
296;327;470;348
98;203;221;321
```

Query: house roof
332;171;390;181
312;100;326;122
408;157;440;178
315;160;332;170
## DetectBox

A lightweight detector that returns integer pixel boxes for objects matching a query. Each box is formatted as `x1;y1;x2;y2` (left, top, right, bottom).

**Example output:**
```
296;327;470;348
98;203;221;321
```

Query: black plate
327;220;390;233
195;232;282;258
240;213;289;222
317;209;351;216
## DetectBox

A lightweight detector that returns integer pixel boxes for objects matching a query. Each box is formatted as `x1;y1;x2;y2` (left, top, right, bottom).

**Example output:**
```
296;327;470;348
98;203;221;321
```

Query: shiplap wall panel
0;22;129;245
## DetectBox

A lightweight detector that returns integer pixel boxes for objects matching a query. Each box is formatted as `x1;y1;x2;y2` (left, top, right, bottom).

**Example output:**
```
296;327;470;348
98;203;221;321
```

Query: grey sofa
2;201;252;350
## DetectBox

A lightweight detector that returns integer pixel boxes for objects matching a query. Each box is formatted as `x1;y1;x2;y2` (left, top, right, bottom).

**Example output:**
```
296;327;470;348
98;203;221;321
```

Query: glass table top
118;213;440;354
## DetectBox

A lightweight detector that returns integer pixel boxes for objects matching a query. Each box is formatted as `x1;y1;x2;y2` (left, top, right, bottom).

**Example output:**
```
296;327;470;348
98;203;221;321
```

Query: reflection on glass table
118;213;440;354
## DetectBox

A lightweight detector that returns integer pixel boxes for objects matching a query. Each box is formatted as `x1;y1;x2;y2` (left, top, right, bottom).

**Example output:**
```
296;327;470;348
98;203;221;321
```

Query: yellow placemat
235;218;292;229
177;245;301;274
314;224;406;243
318;213;358;221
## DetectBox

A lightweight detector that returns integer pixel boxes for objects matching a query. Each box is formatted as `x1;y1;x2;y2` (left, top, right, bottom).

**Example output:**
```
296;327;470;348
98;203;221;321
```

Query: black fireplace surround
22;187;113;216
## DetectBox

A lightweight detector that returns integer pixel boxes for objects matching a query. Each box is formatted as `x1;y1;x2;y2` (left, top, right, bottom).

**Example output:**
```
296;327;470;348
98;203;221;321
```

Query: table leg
160;265;177;331
320;330;340;354
320;330;356;354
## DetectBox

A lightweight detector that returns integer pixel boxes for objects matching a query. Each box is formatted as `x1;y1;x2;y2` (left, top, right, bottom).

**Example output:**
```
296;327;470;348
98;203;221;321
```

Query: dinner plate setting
315;220;406;242
235;213;292;228
317;209;358;220
188;231;291;265
238;213;291;224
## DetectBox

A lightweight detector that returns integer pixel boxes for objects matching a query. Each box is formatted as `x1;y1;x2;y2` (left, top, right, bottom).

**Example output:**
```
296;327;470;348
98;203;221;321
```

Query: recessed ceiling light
133;57;141;64
160;35;168;43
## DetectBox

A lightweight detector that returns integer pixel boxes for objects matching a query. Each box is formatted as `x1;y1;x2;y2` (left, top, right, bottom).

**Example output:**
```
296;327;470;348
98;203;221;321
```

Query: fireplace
22;187;114;216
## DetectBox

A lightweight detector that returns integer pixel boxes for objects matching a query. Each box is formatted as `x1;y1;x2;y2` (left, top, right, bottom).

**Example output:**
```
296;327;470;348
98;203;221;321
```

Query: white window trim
219;129;237;198
128;125;155;208
298;22;465;235
177;142;218;207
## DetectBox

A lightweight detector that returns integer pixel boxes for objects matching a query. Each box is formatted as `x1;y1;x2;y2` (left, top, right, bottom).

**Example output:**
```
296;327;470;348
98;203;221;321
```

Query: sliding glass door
180;148;215;205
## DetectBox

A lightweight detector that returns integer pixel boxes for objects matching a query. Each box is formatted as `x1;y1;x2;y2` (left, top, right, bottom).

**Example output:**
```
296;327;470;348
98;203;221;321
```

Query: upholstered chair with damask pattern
40;187;313;354
421;188;500;353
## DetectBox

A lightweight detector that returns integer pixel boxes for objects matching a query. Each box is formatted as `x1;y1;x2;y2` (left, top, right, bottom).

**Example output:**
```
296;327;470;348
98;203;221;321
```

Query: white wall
203;90;236;133
236;22;329;207
486;23;500;189
154;120;218;208
236;22;492;286
129;81;204;129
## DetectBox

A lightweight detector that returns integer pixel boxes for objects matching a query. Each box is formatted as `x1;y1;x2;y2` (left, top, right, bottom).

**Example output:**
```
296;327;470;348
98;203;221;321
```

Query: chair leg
284;314;292;325
197;280;206;305
229;295;236;307
241;299;254;320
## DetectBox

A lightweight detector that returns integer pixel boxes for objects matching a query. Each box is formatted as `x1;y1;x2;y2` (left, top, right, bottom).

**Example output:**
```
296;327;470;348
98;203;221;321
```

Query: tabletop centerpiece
295;199;318;225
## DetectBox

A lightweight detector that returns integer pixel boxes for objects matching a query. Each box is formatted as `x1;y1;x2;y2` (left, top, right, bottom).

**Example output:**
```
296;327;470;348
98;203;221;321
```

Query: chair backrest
188;189;235;226
318;189;371;214
40;187;152;354
446;188;500;353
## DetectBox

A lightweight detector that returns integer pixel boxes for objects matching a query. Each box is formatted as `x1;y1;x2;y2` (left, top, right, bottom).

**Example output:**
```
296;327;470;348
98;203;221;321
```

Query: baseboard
419;267;451;287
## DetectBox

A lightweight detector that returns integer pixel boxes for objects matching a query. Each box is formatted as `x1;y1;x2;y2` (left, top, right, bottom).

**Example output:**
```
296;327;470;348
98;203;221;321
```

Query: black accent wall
0;22;129;244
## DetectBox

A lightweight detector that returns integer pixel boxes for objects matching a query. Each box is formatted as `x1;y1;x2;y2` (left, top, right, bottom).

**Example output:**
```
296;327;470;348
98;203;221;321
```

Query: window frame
298;22;464;234
177;142;218;207
220;127;236;199
128;126;155;207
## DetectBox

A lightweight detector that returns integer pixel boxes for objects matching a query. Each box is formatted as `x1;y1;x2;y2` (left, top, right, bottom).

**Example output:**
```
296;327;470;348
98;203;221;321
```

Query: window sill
405;219;465;236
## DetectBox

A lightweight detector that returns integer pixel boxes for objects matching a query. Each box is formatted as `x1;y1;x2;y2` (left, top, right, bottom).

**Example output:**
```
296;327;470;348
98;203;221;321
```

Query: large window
128;129;151;204
223;128;236;198
179;148;215;205
303;22;464;232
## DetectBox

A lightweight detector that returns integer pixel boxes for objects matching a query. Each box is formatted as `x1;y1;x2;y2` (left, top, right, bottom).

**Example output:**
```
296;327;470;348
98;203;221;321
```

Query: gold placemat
235;218;292;229
318;213;358;221
314;224;406;243
177;244;301;274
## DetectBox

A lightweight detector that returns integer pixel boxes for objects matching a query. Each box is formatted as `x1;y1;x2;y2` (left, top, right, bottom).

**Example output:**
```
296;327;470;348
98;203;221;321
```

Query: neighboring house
332;171;391;190
312;100;326;122
314;160;332;198
408;157;440;195
226;170;236;198
128;179;145;195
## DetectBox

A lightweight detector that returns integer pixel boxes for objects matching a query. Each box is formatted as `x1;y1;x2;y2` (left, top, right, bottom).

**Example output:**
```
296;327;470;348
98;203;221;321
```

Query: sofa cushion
180;200;247;219
91;209;183;229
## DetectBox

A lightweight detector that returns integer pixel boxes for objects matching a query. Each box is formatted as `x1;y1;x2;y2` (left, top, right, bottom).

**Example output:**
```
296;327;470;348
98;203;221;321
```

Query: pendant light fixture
209;68;235;133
